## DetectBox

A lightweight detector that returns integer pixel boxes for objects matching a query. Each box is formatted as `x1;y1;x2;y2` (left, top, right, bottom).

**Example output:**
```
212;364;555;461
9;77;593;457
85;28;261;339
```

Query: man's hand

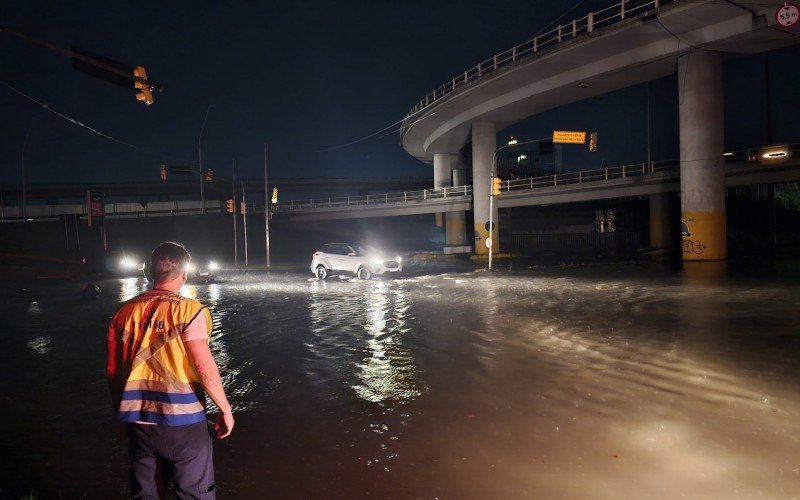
214;412;234;439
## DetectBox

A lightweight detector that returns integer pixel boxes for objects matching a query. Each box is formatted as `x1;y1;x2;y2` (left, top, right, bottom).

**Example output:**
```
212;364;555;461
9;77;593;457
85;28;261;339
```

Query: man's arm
106;324;123;411
184;339;235;438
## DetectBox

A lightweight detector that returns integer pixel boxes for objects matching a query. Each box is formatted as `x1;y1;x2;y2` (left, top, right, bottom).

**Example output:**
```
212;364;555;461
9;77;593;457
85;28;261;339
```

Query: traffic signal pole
488;136;550;270
0;28;163;94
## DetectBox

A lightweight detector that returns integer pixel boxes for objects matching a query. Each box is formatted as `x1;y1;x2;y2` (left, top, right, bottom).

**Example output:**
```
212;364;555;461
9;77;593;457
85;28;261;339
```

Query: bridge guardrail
273;185;473;213
401;0;672;134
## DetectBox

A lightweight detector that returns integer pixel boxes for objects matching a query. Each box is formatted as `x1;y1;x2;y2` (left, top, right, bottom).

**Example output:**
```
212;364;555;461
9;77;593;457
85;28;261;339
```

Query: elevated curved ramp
401;0;799;163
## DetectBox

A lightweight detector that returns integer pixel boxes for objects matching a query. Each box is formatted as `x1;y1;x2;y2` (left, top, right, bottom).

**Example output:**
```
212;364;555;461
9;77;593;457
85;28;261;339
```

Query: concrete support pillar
649;192;671;249
472;122;497;254
678;51;726;261
446;168;468;246
433;154;453;229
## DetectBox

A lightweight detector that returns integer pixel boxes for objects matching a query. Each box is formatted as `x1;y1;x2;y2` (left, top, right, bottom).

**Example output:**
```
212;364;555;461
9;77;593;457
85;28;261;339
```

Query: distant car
311;243;402;280
188;259;220;283
110;251;145;277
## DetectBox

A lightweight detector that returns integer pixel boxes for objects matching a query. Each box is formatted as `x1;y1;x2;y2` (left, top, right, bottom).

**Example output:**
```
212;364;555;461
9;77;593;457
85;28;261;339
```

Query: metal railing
503;159;679;193
400;0;670;133
270;144;800;214
273;184;472;213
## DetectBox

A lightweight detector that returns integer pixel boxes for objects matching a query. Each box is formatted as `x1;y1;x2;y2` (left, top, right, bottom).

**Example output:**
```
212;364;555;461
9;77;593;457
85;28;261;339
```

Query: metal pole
488;136;549;270
22;119;34;220
242;180;249;266
74;214;81;251
198;105;212;214
264;143;270;269
647;81;651;170
232;159;238;266
64;215;69;251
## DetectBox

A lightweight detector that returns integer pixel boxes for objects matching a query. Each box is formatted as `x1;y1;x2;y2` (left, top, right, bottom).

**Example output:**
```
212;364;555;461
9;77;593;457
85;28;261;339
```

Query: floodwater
1;262;799;499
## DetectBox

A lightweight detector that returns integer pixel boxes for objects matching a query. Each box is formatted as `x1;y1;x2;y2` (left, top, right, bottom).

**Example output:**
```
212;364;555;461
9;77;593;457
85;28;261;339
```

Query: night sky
2;1;798;188
1;0;586;185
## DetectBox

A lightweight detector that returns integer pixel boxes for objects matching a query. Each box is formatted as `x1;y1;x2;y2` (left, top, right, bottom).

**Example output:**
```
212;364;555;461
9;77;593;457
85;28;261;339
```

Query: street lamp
488;136;549;270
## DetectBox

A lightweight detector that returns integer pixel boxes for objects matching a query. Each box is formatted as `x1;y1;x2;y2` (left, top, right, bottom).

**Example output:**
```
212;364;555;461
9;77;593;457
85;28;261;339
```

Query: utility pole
264;143;271;269
21;122;33;220
232;160;238;266
198;105;212;214
241;181;249;266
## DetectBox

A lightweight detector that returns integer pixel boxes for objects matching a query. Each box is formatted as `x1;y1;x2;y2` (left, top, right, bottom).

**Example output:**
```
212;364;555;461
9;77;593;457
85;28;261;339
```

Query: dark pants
127;421;216;499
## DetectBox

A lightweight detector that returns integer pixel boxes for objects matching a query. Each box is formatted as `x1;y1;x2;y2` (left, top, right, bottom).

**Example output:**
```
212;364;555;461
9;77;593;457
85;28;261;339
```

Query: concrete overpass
399;0;800;260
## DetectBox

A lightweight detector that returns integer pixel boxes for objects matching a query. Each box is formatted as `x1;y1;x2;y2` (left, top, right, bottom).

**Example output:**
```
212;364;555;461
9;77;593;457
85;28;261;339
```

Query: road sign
485;237;493;249
484;221;495;232
552;130;586;144
776;2;799;28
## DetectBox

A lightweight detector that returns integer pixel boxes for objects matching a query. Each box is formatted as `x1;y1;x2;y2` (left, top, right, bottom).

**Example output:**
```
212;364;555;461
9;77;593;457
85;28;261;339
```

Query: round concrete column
678;51;726;261
433;153;453;189
649;192;672;249
472;122;497;254
446;168;468;246
433;153;453;229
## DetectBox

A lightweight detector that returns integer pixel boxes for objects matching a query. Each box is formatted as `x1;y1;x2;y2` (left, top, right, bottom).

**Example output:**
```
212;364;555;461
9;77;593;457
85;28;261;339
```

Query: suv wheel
315;265;328;280
357;267;371;280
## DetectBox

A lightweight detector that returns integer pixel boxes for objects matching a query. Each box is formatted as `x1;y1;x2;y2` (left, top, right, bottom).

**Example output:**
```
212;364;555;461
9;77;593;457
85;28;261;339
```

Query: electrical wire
0;79;195;164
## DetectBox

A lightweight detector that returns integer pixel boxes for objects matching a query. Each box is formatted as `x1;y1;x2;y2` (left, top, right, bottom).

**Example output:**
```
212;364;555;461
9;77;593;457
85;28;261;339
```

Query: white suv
311;243;402;280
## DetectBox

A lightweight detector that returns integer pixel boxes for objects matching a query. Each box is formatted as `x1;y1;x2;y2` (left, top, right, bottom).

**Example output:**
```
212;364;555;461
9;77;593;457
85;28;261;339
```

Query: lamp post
198;105;213;214
488;136;549;270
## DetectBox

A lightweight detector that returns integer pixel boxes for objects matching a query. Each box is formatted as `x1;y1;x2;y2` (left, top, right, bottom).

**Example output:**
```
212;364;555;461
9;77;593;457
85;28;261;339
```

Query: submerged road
1;262;799;498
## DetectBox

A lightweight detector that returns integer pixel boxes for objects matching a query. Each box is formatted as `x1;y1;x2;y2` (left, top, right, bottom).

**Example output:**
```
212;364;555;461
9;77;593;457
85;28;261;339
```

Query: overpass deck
4;146;798;222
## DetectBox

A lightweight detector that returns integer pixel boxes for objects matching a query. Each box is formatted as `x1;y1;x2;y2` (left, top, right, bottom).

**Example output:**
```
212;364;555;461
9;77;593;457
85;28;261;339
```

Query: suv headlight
371;258;384;265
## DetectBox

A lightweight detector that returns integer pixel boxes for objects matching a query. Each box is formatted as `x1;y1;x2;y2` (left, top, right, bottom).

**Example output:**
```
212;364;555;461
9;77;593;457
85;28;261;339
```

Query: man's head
149;241;191;286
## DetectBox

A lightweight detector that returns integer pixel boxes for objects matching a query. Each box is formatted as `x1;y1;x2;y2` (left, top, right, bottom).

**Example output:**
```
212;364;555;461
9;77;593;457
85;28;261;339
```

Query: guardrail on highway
401;0;672;132
273;185;473;213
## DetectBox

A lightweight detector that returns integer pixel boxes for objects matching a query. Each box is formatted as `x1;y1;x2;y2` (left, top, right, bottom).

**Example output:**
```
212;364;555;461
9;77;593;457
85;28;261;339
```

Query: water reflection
118;277;146;302
306;280;420;404
26;336;52;355
352;280;419;403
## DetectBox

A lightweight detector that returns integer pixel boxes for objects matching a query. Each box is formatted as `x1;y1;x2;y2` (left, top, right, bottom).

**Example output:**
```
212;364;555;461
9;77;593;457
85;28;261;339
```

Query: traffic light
204;169;214;181
133;66;154;105
589;132;598;152
240;202;247;215
160;164;167;181
491;177;502;196
271;188;278;204
226;199;234;213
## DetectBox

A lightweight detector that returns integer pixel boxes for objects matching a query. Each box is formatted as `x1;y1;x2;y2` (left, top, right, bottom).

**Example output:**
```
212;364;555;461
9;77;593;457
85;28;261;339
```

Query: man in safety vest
107;241;234;499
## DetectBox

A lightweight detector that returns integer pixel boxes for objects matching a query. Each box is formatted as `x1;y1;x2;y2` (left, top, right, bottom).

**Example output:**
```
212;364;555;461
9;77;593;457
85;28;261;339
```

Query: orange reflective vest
108;289;212;425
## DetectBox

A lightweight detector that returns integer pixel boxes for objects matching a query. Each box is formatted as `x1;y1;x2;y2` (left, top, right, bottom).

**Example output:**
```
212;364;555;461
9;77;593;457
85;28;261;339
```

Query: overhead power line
0;79;194;164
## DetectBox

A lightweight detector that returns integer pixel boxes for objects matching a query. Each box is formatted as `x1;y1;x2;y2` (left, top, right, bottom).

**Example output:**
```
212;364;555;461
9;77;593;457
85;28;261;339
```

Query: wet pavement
1;261;799;498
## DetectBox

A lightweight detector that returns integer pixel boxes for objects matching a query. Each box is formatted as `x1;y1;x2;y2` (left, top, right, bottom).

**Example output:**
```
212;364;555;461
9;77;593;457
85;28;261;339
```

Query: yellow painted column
678;51;727;261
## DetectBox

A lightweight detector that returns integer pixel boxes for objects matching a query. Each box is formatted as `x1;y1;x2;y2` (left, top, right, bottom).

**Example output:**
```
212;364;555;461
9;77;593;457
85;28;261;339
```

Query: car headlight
396;256;402;263
120;257;138;270
208;261;219;271
187;263;197;273
371;258;384;265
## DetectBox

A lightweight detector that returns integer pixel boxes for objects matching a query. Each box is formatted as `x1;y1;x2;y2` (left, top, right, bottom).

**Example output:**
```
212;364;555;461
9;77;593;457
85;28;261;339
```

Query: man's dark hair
149;241;191;284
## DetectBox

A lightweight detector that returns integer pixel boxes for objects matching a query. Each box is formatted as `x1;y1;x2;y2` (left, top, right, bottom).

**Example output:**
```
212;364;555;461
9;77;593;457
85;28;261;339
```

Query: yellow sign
552;130;586;144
